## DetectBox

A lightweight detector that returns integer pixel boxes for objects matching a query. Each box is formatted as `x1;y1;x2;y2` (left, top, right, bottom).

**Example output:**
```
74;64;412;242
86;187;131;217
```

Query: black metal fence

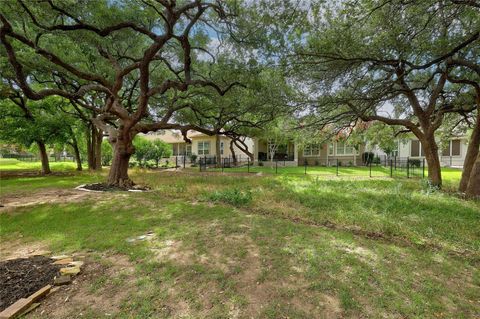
195;155;427;179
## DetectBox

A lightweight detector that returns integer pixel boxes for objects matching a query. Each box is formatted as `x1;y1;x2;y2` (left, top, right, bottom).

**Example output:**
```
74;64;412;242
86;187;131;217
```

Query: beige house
253;138;366;166
143;130;255;160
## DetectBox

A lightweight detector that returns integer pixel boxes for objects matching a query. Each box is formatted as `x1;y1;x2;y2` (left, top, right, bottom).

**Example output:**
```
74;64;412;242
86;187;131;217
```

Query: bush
373;156;381;164
205;188;253;206
314;160;320;166
408;159;421;167
258;161;264;166
362;152;374;164
190;154;197;164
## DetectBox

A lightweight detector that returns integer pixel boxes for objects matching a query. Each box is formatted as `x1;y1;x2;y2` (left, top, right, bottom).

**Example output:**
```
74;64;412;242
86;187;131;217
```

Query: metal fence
195;155;427;179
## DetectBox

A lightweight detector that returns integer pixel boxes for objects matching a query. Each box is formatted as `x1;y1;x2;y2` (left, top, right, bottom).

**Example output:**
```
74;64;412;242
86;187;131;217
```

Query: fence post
422;158;425;179
222;158;224;172
394;155;397;170
304;160;307;175
183;153;186;168
390;159;393;178
247;157;250;173
407;157;410;178
275;159;278;174
369;160;372;178
175;156;178;170
336;159;339;176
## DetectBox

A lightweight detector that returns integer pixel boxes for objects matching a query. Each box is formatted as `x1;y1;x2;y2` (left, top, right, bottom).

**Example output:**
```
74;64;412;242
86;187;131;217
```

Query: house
396;136;468;168
145;130;469;168
143;130;255;161
253;135;470;168
252;138;367;166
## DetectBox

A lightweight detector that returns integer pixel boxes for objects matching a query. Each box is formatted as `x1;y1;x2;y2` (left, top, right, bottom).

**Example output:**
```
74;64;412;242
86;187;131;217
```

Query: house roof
142;130;219;143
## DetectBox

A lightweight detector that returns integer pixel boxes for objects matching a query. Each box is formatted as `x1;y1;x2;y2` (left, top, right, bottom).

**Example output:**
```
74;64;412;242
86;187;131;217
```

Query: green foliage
205;188;253;207
132;136;172;168
0;97;72;148
101;142;113;166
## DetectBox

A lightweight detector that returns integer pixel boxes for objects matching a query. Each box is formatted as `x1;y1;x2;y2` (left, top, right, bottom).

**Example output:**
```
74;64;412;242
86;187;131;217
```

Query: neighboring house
143;130;255;160
144;130;469;168
397;136;468;168
252;138;366;166
253;136;469;168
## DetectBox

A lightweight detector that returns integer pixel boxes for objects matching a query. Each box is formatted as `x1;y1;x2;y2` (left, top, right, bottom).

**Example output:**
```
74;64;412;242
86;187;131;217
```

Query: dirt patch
0;239;51;261
0;256;60;311
33;253;136;318
0;189;101;211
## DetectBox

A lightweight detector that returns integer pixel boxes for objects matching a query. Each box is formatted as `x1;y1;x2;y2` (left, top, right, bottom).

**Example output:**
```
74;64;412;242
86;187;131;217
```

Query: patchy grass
0;158;78;171
0;169;478;318
204;188;253;206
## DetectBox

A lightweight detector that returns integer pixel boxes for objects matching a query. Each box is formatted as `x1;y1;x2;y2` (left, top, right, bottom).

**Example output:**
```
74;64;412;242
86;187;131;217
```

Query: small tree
147;140;172;168
132;137;151;168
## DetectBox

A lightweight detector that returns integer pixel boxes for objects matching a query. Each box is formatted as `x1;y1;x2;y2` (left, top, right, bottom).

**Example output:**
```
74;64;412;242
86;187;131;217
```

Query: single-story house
143;130;255;161
396;136;468;168
145;130;470;168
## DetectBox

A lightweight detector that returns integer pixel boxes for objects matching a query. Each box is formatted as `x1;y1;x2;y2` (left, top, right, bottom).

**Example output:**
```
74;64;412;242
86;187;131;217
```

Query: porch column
253;138;259;163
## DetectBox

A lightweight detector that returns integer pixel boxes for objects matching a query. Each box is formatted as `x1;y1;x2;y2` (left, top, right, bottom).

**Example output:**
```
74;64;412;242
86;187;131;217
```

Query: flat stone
53;258;73;265
54;275;72;286
51;255;71;260
29;285;52;302
0;298;32;319
68;261;84;267
60;266;80;276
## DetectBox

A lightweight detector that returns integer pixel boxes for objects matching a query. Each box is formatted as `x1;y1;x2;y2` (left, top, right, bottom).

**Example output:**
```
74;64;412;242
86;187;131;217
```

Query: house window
186;144;192;156
198;141;210;155
410;140;423;157
220;142;224;155
303;144;321;156
328;143;334;155
442;140;461;156
336;142;355;155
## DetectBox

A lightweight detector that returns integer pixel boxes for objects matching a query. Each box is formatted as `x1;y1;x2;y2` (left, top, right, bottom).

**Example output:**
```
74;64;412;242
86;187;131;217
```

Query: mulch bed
78;183;150;192
0;256;60;311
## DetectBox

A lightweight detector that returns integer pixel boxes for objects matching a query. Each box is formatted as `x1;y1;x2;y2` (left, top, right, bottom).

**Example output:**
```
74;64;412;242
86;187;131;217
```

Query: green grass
1;169;478;318
0;158;78;172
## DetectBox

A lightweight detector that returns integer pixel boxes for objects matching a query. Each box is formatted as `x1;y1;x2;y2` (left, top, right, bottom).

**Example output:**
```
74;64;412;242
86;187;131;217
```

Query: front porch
253;139;298;166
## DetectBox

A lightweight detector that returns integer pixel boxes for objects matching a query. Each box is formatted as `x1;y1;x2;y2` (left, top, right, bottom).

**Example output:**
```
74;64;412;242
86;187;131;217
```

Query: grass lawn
0;158;78;172
0;169;478;318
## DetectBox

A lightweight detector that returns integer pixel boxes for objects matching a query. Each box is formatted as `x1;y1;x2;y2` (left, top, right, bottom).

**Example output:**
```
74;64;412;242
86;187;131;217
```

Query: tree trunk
86;126;95;170
94;127;103;170
36;140;51;175
459;110;480;192
107;132;135;188
71;139;82;171
421;134;442;187
233;138;254;162
229;140;237;165
466;152;480;198
215;134;221;168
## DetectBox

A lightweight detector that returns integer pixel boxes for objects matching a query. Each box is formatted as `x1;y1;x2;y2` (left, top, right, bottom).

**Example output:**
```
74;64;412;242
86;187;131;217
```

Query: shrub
258;161;264;166
314;160;320;166
408;159;421;167
362;152;374;164
190;154;197;164
373;156;381;164
205;188;252;206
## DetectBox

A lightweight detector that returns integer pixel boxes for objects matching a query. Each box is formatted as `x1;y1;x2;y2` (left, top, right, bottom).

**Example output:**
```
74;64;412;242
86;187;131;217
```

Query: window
303;144;321;156
328;143;334;155
451;140;461;156
197;141;210;155
336;142;355;155
186;144;192;156
220;141;224;155
410;140;423;157
443;140;461;156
